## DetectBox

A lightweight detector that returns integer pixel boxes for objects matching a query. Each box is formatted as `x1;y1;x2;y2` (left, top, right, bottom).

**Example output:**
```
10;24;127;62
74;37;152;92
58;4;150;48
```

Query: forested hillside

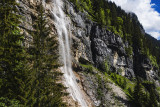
69;0;160;68
68;0;160;106
0;0;66;106
0;0;160;107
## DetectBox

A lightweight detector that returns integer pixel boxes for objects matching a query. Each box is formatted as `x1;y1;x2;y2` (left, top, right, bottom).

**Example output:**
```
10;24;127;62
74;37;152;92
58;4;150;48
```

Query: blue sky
151;0;160;13
110;0;160;40
151;0;160;40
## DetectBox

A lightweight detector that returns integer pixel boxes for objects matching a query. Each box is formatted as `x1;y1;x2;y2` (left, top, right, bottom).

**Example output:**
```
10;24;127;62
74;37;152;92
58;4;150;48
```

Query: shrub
125;46;133;57
104;60;110;74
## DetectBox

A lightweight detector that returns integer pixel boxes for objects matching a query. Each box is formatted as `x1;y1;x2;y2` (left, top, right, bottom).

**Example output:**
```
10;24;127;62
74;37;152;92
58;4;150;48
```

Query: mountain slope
0;0;159;106
66;0;160;106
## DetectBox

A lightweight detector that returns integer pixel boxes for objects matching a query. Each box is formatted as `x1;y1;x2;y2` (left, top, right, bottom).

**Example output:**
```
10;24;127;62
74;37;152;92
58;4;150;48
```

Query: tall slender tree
29;3;66;106
133;80;148;107
0;0;32;105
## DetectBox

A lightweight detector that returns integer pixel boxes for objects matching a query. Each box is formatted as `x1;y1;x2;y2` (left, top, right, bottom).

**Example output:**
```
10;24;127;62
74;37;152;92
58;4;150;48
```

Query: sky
109;0;160;40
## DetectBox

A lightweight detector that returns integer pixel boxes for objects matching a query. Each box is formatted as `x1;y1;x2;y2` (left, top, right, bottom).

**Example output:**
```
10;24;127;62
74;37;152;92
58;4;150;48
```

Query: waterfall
51;0;87;106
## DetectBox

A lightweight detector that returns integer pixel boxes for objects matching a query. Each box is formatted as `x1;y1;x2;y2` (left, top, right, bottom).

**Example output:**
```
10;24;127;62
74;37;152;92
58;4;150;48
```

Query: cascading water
51;0;87;106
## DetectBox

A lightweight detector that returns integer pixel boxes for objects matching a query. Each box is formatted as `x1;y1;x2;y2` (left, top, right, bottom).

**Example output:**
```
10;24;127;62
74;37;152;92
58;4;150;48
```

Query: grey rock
17;0;160;106
125;68;135;79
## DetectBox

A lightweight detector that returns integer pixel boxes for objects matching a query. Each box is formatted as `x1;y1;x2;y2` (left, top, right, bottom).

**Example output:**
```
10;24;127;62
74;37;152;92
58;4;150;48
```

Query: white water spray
51;0;87;106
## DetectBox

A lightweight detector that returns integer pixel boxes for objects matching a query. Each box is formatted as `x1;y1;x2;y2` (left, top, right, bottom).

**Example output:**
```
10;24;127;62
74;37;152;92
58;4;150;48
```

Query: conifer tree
29;3;66;106
110;3;117;27
149;87;158;107
99;8;106;25
0;0;32;105
133;80;147;107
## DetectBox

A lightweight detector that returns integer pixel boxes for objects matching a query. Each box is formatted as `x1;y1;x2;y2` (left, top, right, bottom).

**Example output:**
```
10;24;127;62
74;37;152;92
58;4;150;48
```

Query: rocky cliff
65;1;159;82
17;0;160;106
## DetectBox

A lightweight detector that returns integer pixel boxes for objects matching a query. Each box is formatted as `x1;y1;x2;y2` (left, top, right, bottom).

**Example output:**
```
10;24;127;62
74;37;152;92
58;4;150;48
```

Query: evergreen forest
0;0;160;107
0;0;66;106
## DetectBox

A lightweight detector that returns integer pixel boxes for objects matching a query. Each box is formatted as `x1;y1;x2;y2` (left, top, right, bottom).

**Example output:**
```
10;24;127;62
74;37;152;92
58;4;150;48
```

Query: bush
149;55;158;68
0;97;20;107
105;60;110;74
117;68;123;74
125;46;133;57
122;78;127;89
127;87;133;96
87;66;93;73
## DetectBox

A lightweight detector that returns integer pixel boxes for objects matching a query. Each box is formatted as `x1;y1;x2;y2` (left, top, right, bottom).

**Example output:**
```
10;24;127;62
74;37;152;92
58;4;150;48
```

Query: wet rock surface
65;1;160;106
65;2;135;80
65;0;159;83
17;0;160;106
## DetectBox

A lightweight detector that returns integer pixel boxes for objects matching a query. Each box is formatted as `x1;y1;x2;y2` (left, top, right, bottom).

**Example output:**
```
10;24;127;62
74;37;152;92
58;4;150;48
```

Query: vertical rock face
64;1;159;83
17;0;93;106
64;1;136;80
17;0;159;106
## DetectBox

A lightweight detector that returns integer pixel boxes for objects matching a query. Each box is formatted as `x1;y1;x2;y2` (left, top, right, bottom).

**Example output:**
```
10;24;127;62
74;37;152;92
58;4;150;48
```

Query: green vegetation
28;4;66;106
0;0;160;106
145;34;160;67
0;1;66;106
130;80;158;107
104;66;159;107
0;97;20;107
105;72;135;97
96;74;104;101
70;0;160;106
69;0;160;69
81;60;160;107
104;60;110;74
125;46;133;57
104;59;135;96
80;63;99;74
0;0;31;104
149;55;158;68
132;81;147;106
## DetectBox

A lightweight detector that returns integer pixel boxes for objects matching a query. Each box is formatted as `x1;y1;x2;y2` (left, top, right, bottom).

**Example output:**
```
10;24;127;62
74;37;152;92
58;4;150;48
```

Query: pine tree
133;80;147;107
122;78;127;89
0;0;32;105
99;8;106;26
149;87;158;107
29;3;66;106
110;2;117;26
